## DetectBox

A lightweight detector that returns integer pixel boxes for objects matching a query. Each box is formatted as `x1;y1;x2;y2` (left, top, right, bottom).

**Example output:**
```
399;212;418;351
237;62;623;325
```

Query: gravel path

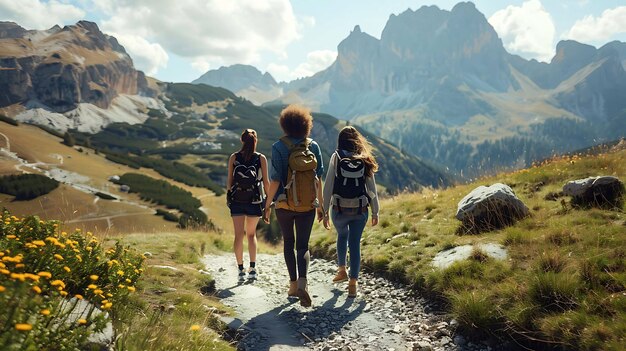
203;254;497;351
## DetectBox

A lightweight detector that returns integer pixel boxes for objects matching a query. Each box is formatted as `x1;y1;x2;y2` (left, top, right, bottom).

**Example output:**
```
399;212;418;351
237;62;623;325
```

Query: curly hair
279;105;313;139
337;126;379;177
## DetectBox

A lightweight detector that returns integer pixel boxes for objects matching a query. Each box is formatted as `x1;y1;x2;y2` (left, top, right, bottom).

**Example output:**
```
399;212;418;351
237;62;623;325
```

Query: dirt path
203;254;490;351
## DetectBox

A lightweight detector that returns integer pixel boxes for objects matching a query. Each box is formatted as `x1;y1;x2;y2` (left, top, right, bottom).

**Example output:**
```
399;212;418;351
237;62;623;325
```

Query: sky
1;0;626;83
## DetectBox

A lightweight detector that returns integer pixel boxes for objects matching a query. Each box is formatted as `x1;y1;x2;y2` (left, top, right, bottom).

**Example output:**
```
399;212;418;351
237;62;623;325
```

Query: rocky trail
203;254;496;351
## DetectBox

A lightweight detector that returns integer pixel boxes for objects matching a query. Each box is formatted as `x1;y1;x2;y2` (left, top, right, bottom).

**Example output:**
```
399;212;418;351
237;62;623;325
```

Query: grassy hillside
69;83;449;193
311;145;626;350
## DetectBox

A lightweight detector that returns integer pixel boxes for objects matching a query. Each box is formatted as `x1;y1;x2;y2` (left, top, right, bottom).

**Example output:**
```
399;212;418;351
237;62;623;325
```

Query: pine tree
63;132;75;147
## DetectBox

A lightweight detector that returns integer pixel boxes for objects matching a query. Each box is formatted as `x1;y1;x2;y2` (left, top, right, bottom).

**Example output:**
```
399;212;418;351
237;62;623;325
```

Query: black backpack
332;150;370;213
230;152;262;204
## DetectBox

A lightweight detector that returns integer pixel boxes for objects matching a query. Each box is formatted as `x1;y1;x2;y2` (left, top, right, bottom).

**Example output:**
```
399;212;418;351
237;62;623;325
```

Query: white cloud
95;0;300;76
291;50;337;79
489;0;556;62
266;63;291;82
267;50;336;82
563;6;626;44
107;32;168;76
0;0;85;29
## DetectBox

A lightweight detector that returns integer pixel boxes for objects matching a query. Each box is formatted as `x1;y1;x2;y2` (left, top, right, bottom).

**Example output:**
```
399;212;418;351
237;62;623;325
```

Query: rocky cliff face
277;2;515;121
0;21;151;113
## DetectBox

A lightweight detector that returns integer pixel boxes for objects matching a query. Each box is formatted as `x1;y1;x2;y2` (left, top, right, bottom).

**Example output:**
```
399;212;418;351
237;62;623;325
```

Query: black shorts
229;202;263;217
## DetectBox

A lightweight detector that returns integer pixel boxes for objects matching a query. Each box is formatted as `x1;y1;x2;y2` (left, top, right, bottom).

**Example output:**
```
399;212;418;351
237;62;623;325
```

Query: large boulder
563;176;624;209
456;183;529;233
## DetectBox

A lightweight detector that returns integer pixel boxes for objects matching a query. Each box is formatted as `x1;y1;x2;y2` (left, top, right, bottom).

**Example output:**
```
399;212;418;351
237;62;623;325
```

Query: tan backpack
280;136;319;212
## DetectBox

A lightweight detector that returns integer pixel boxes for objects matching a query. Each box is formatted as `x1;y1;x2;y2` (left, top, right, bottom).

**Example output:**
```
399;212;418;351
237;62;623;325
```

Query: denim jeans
331;208;368;279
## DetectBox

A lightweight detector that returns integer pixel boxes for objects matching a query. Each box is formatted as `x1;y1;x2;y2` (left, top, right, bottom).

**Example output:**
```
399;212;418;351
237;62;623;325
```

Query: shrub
114;174;208;226
155;209;179;222
546;229;579;246
0;114;19;126
95;192;117;200
63;131;76;147
537;252;566;273
529;272;580;312
451;291;500;336
0;174;59;200
0;211;144;349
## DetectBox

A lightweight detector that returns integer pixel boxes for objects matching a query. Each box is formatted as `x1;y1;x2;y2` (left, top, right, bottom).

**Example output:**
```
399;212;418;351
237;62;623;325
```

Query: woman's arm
226;153;235;190
263;180;281;223
322;152;337;217
366;174;379;226
260;154;270;200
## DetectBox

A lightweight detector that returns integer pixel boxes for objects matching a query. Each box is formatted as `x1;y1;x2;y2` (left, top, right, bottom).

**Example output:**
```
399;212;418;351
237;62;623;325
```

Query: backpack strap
280;136;295;150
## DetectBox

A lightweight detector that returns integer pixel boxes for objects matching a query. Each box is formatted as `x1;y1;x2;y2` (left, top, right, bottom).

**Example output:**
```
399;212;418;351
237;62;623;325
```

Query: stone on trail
456;183;529;233
563;176;624;209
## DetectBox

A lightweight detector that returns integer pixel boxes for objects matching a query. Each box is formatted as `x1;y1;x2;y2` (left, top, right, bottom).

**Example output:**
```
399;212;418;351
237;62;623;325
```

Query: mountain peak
352;25;361;33
451;1;479;14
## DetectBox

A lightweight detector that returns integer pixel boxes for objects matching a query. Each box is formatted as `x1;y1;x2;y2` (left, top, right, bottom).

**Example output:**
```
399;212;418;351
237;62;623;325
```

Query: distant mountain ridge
192;64;282;105
201;1;626;177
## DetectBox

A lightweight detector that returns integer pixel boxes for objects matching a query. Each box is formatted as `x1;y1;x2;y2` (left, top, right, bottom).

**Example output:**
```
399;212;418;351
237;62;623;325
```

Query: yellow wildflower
40;309;50;316
53;254;63;261
1;269;10;275
6;235;16;239
94;289;103;295
78;319;87;325
0;285;5;292
33;240;45;247
89;275;99;281
102;302;113;310
88;284;97;290
32;286;42;294
118;284;125;289
37;271;52;279
15;324;32;331
63;266;71;273
125;278;131;283
60;291;68;296
117;270;124;276
51;280;65;289
10;273;26;281
75;294;84;300
190;324;201;331
15;263;24;268
24;274;40;282
127;286;136;292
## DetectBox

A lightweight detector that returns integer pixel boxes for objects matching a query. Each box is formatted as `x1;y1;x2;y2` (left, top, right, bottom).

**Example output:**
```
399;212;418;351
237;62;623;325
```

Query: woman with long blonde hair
322;126;379;297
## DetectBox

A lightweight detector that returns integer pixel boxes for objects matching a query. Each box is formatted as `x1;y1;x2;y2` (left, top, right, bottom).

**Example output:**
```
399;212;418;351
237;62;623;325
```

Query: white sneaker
238;268;246;282
248;267;257;280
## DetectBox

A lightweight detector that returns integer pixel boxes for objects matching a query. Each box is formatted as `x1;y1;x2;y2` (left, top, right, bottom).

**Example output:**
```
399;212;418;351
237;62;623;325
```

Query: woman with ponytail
227;129;270;282
322;126;379;297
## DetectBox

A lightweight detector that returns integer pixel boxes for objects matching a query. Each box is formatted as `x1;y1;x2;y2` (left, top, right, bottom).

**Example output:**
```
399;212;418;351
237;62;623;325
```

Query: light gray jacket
323;151;379;218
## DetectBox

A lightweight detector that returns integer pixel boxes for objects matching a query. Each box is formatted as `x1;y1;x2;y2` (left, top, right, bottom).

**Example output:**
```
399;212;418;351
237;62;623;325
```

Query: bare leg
245;216;260;264
232;216;245;265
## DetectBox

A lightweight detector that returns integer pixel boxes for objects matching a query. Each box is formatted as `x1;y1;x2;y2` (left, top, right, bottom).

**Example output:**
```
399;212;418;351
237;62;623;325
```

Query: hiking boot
237;268;246;282
248;267;257;280
297;277;312;307
288;280;297;297
332;267;348;283
348;279;358;298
